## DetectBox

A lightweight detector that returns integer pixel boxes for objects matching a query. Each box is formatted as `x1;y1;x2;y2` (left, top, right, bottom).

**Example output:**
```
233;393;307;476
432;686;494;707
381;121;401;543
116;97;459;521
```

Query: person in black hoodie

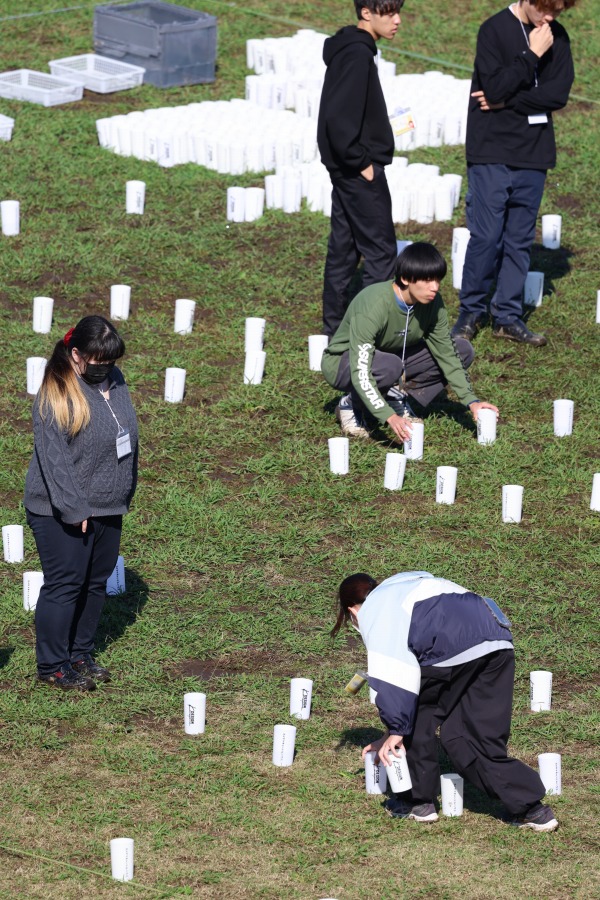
317;0;404;337
451;0;576;347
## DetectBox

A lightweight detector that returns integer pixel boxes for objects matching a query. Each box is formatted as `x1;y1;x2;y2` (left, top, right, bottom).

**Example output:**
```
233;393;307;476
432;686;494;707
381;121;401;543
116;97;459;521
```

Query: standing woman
24;315;138;691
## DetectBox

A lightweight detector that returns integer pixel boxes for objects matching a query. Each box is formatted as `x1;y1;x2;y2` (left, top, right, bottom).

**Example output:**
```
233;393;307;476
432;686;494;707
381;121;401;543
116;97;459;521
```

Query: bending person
332;570;558;831
24;315;138;691
321;242;498;439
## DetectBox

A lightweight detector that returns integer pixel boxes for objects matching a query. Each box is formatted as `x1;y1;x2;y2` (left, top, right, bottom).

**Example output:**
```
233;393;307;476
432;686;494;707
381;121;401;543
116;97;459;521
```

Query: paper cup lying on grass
23;571;44;611
436;466;457;505
441;773;464;816
328;437;349;475
542;214;561;250
538;753;561;795
184;692;206;735
33;296;54;334
477;408;497;445
2;524;24;563
290;678;312;720
365;750;387;795
530;670;552;712
27;357;46;395
244;350;266;385
125;180;145;214
245;317;265;353
384;453;406;490
272;724;296;767
386;748;412;793
1;200;20;236
110;285;131;321
106;555;125;595
502;485;523;524
174;299;196;335
403;422;424;460
553;399;573;437
523;271;544;307
308;334;328;371
591;473;600;512
165;367;186;402
110;837;134;881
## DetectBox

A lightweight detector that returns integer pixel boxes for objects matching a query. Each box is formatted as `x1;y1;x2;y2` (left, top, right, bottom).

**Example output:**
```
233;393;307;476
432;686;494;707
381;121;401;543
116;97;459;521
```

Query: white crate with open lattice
49;54;145;94
0;70;83;106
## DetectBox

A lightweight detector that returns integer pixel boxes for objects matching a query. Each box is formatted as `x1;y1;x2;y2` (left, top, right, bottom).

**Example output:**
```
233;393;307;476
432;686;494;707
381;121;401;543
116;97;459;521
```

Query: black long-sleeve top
465;7;574;170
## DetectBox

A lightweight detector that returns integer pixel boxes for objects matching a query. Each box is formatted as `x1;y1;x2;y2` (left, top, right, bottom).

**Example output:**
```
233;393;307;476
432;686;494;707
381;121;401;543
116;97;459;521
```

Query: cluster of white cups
1;199;19;236
272;677;314;766
227;186;265;222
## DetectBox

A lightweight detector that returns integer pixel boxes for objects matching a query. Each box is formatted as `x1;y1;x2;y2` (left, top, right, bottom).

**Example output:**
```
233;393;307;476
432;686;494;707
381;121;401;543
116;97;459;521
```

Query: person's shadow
0;647;14;670
95;567;149;653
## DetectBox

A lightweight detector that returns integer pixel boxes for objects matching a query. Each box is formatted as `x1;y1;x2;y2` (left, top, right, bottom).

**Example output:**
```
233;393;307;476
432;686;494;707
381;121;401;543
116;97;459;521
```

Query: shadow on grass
0;646;14;669
96;567;149;654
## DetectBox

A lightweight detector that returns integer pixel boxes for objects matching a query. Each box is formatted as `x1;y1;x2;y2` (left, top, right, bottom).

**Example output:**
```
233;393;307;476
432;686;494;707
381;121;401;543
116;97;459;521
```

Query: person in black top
317;0;404;337
451;0;576;346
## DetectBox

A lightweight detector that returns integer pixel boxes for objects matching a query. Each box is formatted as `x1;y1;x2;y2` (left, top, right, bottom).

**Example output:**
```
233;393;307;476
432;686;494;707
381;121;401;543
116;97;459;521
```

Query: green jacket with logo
321;281;478;424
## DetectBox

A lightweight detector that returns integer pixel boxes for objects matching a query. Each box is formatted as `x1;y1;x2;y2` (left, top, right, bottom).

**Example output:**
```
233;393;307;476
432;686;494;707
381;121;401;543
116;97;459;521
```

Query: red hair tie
63;327;74;347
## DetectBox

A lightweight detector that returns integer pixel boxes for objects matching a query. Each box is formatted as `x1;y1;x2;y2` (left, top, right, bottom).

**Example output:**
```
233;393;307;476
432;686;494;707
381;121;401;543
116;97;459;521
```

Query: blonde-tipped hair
38;363;90;437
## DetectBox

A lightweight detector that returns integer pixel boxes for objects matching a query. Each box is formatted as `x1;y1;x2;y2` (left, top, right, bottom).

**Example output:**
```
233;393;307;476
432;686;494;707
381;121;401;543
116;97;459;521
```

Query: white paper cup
328;437;349;475
23;571;44;611
1;200;20;236
384;453;406;490
477;408;497;445
165;367;186;403
308;334;328;371
110;837;134;881
538;753;561;795
245;317;265;353
110;285;131;321
243;350;266;385
436;466;457;505
541;214;561;250
125;180;145;214
365;750;388;795
440;773;464;816
502;485;523;524
530;670;552;712
451;227;470;290
272;723;296;766
106;555;126;595
290;677;313;720
227;186;246;222
2;524;24;563
590;473;600;512
27;357;47;395
369;687;377;705
174;299;196;335
386;748;412;793
32;296;54;334
244;186;265;222
523;271;544;307
184;692;206;735
553;399;574;437
596;290;600;325
403;421;424;460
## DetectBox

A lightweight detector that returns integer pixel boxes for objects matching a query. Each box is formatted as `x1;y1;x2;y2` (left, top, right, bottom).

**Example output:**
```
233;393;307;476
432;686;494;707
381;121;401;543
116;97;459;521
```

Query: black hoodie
317;26;395;180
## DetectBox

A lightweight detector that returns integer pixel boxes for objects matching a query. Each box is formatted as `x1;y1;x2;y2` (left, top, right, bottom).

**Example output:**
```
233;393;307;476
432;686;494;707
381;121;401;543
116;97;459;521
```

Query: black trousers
332;338;475;411
403;651;546;817
26;511;122;675
322;164;397;337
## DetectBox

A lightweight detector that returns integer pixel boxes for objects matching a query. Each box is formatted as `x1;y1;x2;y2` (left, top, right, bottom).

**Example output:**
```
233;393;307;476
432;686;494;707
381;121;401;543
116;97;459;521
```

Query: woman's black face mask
81;361;115;385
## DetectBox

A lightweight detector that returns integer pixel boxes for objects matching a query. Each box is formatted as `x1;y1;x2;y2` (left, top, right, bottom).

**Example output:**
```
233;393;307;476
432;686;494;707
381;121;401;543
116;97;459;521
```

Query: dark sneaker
38;663;96;692
384;386;421;422
492;320;547;346
451;311;488;341
72;653;111;683
335;393;370;438
385;797;439;822
511;803;558;833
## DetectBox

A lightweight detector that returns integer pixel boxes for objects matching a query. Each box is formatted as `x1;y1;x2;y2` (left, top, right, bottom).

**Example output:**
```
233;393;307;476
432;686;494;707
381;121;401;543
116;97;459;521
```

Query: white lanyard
511;4;539;87
98;386;124;434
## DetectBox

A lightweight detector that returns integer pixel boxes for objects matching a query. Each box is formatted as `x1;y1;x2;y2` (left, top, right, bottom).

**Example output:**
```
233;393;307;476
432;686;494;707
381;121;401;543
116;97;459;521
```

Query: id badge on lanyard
116;427;132;459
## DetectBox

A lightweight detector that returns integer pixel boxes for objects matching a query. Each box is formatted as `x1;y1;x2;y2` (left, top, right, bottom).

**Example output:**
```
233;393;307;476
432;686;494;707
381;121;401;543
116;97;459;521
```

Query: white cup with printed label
441;773;464;816
27;357;47;395
523;271;544;307
530;670;552;712
538;753;561;795
553;399;573;437
591;473;600;512
502;485;523;524
384;453;406;490
227;187;246;222
436;466;457;505
165;368;186;403
110;285;131;321
23;571;44;611
174;299;196;335
403;421;424;460
245;317;265;353
1;200;20;236
32;296;54;334
385;748;412;793
365;750;388;795
106;555;126;595
184;692;206;735
290;678;313;720
125;180;145;214
272;724;296;767
477;408;497;445
2;524;24;563
308;335;329;371
244;350;266;385
541;214;561;250
328;437;349;475
110;838;134;881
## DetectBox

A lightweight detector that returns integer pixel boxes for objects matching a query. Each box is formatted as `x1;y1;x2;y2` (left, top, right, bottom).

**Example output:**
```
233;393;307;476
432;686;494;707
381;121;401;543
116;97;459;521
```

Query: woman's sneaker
511;803;558;832
38;662;96;691
335;394;370;438
72;653;111;683
385;797;439;822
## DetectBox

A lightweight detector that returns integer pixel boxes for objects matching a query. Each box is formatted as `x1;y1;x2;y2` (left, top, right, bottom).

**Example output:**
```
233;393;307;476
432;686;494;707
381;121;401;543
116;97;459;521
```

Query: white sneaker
335;394;370;438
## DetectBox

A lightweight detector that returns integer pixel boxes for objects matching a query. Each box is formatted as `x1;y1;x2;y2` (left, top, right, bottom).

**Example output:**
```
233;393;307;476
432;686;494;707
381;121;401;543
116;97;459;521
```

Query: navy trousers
404;650;546;817
26;511;122;675
459;164;546;326
322;164;397;337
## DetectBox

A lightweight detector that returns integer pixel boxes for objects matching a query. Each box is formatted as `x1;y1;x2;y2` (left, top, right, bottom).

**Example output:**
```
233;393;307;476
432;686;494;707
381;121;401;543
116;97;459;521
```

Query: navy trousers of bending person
27;512;122;676
332;338;475;413
404;650;546;816
323;164;398;337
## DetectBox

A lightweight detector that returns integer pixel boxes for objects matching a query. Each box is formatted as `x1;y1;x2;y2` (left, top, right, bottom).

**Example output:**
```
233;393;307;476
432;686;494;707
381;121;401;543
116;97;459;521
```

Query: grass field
0;0;599;897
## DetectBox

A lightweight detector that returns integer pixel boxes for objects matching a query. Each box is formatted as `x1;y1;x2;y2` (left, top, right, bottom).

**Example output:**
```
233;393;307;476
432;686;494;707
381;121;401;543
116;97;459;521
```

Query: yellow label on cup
345;671;368;695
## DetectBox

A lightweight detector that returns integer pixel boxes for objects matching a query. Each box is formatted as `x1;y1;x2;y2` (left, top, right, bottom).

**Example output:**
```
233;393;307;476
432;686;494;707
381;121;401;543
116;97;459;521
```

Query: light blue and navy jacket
357;572;513;736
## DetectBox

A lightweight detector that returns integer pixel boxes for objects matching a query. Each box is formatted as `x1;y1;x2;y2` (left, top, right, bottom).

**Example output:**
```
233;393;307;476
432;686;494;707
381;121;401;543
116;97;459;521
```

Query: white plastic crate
0;113;14;141
0;70;83;107
49;54;145;94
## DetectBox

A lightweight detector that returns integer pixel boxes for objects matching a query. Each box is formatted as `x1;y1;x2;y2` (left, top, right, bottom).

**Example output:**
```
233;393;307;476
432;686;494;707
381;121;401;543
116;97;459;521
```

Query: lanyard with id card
100;388;132;459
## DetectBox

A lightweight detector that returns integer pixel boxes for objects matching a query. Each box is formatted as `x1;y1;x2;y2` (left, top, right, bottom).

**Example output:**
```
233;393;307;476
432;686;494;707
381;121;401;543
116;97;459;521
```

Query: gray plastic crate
93;1;217;88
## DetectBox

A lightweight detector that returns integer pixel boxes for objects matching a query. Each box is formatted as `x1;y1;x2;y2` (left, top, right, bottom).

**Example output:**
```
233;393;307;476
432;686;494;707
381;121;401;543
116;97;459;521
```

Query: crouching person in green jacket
321;242;499;440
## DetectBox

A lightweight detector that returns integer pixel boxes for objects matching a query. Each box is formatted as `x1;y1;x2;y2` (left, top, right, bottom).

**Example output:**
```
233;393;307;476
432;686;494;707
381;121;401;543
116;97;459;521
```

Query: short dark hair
355;0;404;20
395;241;447;285
70;315;125;363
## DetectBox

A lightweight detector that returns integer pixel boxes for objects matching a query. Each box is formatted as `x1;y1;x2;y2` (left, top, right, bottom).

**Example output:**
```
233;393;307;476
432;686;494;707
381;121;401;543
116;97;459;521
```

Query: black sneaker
451;311;488;341
38;662;96;692
72;653;111;683
511;803;558;833
492;320;547;346
385;797;439;822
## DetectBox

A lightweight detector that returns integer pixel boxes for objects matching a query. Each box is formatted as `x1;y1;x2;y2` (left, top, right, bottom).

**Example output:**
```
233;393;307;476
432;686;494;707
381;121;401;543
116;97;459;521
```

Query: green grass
0;0;599;897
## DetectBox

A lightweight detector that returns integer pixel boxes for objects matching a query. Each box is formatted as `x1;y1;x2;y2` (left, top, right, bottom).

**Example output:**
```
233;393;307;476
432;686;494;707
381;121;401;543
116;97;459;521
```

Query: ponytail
330;573;378;637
